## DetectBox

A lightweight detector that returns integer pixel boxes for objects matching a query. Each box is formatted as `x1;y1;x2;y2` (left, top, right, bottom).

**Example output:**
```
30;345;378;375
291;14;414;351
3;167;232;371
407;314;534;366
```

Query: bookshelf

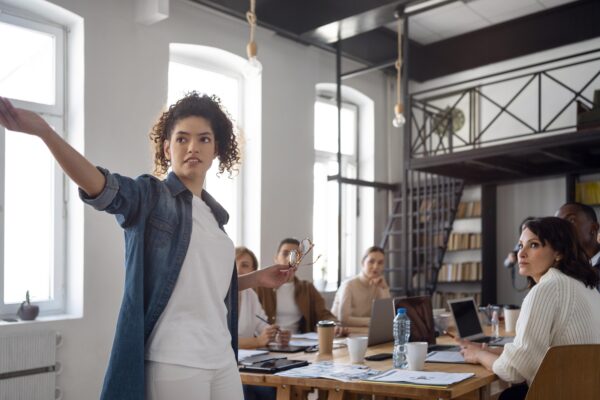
433;186;482;309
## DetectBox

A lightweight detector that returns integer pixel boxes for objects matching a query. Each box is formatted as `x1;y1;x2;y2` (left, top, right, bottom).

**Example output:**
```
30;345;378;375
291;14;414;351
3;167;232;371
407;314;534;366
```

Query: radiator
0;330;58;400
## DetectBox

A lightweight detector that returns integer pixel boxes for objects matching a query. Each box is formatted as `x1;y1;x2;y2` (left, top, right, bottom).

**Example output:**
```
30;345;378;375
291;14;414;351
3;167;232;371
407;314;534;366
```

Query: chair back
525;344;600;400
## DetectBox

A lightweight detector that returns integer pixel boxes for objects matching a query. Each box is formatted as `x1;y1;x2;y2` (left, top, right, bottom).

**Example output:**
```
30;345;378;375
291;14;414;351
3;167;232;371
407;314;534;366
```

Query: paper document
366;369;474;386
291;332;319;340
426;351;466;363
276;361;381;382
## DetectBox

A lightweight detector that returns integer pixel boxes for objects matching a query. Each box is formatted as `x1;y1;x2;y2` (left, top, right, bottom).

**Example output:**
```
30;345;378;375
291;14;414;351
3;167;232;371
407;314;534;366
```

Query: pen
255;314;280;333
443;330;456;339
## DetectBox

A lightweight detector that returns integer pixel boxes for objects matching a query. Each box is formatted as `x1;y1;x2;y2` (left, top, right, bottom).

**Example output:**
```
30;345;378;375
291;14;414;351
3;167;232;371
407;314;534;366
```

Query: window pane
0;21;56;105
4;131;55;303
313;161;339;288
314;101;356;156
168;61;241;243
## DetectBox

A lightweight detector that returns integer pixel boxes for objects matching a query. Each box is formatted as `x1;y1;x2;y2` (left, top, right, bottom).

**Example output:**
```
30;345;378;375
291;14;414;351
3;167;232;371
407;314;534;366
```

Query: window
0;11;66;314
168;47;245;244
313;97;359;290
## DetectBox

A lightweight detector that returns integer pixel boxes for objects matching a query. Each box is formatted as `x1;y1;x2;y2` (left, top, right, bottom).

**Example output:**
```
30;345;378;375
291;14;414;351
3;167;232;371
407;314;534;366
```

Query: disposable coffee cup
346;336;368;363
503;305;520;333
317;320;336;355
406;342;428;371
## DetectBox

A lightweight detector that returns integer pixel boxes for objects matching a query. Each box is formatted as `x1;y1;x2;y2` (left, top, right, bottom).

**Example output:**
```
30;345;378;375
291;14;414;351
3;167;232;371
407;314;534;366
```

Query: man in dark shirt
556;202;600;290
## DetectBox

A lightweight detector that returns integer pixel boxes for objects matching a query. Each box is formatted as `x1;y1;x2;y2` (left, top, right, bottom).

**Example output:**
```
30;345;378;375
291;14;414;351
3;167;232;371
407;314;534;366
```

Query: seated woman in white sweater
331;246;391;327
459;217;600;400
236;247;291;349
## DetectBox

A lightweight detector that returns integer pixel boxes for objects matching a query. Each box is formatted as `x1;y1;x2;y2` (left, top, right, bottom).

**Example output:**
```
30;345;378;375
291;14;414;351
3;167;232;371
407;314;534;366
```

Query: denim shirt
80;168;238;400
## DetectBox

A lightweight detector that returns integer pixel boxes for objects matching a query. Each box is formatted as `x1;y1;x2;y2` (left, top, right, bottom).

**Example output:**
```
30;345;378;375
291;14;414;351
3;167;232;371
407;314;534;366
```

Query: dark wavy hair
361;246;385;263
522;217;599;289
149;92;240;177
235;246;259;271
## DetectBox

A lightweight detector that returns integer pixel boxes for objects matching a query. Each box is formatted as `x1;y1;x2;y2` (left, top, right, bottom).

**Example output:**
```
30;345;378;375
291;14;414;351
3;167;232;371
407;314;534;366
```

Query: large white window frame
0;9;67;315
313;96;360;290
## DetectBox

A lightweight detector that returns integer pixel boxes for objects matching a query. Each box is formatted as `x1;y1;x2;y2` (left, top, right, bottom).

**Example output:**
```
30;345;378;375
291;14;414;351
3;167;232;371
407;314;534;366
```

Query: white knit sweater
492;268;600;385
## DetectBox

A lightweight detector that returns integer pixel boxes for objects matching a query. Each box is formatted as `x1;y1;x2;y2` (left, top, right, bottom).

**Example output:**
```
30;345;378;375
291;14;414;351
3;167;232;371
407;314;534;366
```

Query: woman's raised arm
0;97;105;197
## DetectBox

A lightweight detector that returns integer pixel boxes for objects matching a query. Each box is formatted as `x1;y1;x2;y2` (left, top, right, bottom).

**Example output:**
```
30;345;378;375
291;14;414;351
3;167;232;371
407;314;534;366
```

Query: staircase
380;170;464;297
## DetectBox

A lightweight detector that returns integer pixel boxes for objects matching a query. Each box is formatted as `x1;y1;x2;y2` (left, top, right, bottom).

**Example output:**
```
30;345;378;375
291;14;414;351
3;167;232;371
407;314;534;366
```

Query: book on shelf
447;233;481;250
455;201;481;219
576;181;600;205
438;262;482;282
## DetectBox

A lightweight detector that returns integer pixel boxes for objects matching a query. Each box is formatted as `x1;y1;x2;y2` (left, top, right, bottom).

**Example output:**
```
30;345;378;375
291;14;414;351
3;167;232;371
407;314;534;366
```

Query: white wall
0;0;391;398
496;176;566;306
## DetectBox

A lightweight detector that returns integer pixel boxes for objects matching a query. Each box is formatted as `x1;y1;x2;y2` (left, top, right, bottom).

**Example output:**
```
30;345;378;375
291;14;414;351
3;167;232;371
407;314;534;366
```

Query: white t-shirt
276;282;302;333
238;289;269;338
145;195;235;369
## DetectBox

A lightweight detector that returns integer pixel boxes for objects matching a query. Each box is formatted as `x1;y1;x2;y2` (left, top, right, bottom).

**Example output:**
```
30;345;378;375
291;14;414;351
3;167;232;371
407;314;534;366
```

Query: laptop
447;297;513;345
394;296;458;352
367;298;395;346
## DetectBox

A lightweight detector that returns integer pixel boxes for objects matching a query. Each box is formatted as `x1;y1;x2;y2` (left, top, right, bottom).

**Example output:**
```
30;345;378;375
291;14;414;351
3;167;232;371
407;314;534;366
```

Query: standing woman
0;93;295;400
331;246;391;327
458;217;600;400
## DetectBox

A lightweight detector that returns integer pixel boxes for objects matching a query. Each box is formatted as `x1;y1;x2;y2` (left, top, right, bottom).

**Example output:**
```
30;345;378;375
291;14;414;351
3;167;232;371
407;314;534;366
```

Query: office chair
525;344;600;400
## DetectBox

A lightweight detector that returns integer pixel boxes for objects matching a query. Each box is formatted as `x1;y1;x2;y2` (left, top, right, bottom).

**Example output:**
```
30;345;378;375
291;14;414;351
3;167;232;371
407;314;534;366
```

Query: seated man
256;238;346;335
556;202;600;290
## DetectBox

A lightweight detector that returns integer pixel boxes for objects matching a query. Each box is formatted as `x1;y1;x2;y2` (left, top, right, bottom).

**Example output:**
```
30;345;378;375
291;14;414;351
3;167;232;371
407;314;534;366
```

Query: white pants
145;359;243;400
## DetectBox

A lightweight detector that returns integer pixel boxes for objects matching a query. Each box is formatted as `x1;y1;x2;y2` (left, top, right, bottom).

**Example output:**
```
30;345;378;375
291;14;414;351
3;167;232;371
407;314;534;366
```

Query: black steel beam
327;175;399;191
410;0;600;82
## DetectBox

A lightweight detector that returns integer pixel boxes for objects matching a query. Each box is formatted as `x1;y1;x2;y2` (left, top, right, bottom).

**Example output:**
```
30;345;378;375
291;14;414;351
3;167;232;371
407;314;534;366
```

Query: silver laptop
367;298;395;346
447;297;513;346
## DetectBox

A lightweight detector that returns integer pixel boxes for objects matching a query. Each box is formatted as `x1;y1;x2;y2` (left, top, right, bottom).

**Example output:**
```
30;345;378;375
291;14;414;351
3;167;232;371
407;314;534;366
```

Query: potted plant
17;290;39;321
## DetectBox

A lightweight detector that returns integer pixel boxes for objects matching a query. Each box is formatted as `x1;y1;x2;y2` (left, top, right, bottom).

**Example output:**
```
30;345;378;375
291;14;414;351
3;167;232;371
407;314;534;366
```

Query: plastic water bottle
491;310;500;339
393;307;411;369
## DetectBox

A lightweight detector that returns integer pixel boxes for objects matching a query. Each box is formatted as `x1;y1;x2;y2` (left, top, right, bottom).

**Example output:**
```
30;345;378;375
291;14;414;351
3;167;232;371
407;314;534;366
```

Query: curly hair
149;92;240;177
522;217;599;289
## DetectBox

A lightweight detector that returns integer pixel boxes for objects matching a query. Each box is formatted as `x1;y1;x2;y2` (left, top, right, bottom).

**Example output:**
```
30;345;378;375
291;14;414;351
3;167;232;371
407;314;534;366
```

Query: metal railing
409;49;600;158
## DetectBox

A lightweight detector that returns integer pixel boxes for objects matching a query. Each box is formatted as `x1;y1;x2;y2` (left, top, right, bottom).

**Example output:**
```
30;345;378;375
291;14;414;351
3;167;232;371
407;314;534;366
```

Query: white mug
406;342;428;371
346;336;368;363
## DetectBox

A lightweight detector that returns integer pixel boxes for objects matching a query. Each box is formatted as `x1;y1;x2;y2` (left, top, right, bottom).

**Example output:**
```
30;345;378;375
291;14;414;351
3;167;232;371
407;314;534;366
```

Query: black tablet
239;358;309;373
257;344;308;353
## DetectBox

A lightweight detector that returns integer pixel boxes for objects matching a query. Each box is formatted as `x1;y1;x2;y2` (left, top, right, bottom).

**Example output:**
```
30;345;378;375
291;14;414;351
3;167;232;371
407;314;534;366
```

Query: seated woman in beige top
331;246;391;327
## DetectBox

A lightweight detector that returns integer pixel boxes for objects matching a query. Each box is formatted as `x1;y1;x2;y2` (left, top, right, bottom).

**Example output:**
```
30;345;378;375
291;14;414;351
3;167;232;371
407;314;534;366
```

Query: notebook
367;298;395;346
394;296;459;352
447;297;513;345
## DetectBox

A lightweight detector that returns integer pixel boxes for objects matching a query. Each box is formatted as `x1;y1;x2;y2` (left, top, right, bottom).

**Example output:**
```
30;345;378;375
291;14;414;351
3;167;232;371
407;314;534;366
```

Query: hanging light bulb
392;18;405;128
392;103;406;128
245;0;262;77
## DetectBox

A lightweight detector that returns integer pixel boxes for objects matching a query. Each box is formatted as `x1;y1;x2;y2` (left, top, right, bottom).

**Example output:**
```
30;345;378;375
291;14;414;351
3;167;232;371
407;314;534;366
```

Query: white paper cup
504;308;520;333
406;342;428;371
346;336;368;364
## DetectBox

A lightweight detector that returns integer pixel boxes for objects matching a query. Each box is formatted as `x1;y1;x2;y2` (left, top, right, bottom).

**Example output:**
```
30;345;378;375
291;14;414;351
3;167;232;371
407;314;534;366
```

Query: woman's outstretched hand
0;97;54;137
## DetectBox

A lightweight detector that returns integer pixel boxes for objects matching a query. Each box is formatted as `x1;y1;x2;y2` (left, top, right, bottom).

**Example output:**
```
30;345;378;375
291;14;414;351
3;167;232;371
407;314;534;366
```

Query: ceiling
190;0;590;80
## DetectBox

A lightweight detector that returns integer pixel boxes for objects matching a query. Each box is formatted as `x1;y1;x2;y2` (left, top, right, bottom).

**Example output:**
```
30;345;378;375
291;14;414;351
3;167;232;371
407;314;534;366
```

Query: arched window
313;84;375;290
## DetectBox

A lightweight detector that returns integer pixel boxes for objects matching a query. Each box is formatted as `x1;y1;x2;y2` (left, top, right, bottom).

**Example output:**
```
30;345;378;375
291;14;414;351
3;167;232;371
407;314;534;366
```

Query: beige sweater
492;268;600;385
330;273;391;327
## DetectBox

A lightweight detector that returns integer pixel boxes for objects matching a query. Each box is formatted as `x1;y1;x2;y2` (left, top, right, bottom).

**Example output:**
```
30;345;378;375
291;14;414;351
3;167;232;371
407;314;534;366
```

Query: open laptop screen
394;296;436;345
448;298;483;338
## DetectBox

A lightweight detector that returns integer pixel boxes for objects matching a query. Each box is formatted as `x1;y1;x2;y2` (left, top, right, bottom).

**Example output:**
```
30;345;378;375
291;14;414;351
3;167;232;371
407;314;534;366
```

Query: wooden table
240;340;497;400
